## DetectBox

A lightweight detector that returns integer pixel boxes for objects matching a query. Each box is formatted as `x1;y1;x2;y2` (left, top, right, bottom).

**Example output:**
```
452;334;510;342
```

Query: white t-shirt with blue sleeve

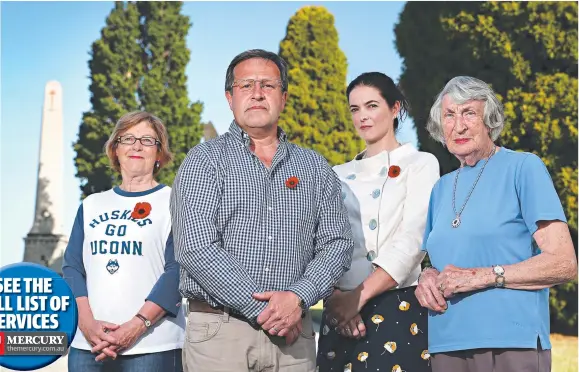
423;148;567;353
62;184;185;355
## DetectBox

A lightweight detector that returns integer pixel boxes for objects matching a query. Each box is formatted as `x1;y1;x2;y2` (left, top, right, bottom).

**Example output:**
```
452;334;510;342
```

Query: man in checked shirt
170;49;355;371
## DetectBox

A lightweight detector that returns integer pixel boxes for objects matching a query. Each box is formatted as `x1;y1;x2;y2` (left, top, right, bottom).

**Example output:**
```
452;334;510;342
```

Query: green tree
137;2;203;185
396;1;578;333
74;1;203;197
74;2;142;198
278;6;364;165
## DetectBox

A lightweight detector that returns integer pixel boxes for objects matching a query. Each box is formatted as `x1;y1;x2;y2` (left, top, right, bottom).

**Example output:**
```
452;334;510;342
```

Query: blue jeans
68;347;183;372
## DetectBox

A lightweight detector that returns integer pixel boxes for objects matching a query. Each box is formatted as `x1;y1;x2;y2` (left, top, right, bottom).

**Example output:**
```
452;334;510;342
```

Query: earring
154;160;160;170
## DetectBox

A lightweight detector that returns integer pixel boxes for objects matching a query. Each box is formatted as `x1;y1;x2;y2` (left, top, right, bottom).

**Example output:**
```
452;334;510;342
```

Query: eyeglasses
232;79;283;92
117;135;159;147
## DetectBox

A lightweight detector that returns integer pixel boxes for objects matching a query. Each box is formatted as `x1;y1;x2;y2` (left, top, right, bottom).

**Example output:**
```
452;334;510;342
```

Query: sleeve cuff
372;251;425;286
146;292;181;318
287;278;319;308
240;298;268;323
62;270;88;298
146;269;182;317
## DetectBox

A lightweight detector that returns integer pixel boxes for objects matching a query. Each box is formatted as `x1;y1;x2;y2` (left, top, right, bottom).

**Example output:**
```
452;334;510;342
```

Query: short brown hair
104;111;173;175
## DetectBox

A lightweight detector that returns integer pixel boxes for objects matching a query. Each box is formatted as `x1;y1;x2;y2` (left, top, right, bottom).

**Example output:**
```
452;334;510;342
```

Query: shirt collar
228;120;288;147
353;143;416;174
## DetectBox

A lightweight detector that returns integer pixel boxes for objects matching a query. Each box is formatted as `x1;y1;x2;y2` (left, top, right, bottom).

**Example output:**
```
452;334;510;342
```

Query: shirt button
372;189;381;199
268;207;273;211
369;219;377;230
268;236;273;240
264;268;270;272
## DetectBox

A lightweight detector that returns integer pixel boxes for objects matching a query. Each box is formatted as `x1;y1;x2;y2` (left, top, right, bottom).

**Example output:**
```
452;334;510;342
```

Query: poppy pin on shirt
131;202;152;219
388;165;401;178
285;176;299;189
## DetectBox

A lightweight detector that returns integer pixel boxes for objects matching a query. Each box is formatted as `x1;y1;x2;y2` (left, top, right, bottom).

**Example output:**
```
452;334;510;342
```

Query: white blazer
333;143;440;290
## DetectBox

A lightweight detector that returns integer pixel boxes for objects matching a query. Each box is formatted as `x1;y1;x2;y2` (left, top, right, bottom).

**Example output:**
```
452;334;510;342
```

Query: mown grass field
552;334;578;372
311;302;577;371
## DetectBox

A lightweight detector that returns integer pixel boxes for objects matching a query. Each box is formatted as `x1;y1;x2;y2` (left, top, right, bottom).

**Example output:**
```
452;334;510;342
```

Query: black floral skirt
316;286;431;372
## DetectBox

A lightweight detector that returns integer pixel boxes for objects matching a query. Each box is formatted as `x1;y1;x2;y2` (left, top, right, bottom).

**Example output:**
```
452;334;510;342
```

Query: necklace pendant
451;216;461;228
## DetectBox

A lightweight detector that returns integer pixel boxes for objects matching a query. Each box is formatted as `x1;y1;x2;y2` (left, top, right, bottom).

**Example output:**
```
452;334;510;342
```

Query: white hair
427;76;504;144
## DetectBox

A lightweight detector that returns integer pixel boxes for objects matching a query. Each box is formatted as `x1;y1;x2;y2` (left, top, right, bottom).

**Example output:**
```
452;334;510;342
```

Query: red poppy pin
388;165;401;178
131;202;152;219
285;176;299;189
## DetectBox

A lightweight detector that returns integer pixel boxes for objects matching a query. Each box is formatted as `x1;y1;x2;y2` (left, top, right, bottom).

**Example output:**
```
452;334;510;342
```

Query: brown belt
188;299;226;315
187;299;254;325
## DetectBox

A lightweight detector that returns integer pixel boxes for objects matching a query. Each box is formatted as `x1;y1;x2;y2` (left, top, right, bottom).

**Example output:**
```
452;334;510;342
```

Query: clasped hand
253;291;303;345
415;264;481;313
324;289;366;339
88;317;147;362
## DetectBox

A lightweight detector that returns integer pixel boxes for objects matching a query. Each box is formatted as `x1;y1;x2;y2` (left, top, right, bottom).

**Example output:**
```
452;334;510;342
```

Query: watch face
493;266;505;275
145;320;151;327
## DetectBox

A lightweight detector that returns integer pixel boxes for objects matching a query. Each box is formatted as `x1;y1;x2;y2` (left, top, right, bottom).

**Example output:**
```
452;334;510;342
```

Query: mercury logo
7;335;65;345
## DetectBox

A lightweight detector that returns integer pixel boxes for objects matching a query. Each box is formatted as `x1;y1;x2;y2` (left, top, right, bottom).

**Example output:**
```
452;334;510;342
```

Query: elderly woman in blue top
415;76;578;372
62;111;185;371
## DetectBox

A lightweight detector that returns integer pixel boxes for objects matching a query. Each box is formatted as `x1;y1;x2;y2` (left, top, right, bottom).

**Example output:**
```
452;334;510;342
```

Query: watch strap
136;313;151;328
297;298;307;318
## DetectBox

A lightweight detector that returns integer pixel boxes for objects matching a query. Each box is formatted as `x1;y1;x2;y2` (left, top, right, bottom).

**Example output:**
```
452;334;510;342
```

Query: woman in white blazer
316;72;440;372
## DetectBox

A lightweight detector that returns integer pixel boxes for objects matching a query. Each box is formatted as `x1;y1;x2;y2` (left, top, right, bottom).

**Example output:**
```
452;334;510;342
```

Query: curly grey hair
427;76;504;144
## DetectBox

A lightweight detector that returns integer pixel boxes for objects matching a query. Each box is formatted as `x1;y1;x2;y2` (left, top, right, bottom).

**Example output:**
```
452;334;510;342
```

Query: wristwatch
492;265;505;288
297;297;307;319
136;314;152;328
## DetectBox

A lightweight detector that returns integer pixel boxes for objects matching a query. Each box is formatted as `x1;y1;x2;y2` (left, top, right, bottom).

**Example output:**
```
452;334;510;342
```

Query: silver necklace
451;146;497;228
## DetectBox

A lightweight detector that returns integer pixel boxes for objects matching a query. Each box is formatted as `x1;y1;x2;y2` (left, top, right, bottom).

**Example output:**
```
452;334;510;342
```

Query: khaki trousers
182;308;316;372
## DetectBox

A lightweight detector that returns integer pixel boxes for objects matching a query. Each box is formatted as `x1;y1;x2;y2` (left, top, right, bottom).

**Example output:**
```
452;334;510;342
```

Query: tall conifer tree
74;1;204;195
74;2;142;197
137;2;203;185
278;6;364;165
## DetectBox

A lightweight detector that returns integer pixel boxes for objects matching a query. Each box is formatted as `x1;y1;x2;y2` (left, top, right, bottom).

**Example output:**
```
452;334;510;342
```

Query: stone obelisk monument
23;81;68;274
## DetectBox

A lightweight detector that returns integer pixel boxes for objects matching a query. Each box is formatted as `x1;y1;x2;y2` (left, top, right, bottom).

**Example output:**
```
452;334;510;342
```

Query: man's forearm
287;247;352;308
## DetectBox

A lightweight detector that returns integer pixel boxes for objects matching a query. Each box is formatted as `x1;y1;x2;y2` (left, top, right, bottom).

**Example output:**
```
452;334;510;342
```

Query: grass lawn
552;334;578;372
311;303;577;371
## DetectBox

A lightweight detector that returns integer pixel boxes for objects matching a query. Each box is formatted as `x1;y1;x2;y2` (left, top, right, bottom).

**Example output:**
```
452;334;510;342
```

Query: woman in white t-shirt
316;72;439;372
62;111;185;371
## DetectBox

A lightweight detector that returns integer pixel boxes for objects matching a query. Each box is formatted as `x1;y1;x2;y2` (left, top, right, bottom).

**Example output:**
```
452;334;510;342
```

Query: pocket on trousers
186;313;222;343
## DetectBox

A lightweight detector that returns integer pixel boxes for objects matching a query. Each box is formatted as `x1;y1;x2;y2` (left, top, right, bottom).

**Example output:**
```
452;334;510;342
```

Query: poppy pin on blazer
131;202;152;219
285;176;299;189
388;165;401;178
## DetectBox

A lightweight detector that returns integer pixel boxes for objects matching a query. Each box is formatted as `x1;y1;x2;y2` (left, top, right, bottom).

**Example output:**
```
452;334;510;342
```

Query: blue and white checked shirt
170;121;354;322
